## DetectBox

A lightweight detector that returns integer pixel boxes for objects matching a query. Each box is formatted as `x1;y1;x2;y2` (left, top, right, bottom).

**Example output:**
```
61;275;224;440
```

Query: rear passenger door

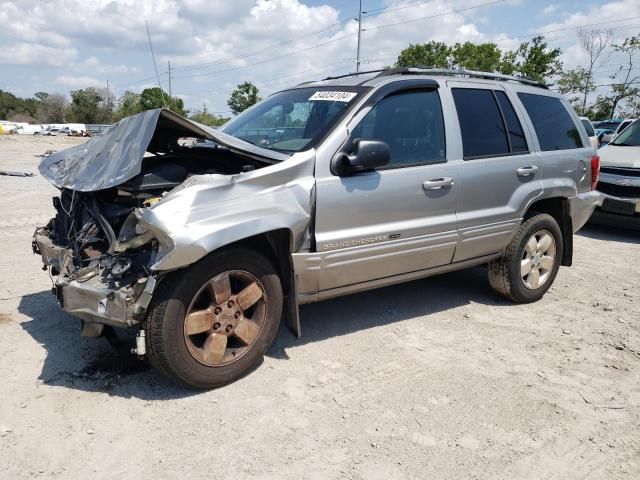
447;83;542;262
517;92;591;196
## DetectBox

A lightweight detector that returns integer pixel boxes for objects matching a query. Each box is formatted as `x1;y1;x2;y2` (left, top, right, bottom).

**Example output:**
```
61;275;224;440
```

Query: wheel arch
182;228;302;338
230;229;299;337
524;197;573;266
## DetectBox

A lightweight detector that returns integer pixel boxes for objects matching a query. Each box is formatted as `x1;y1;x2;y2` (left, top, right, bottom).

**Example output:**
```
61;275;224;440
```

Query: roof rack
375;66;548;88
312;66;547;89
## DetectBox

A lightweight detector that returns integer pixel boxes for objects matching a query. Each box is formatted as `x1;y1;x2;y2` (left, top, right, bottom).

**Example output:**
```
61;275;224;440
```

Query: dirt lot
0;134;638;479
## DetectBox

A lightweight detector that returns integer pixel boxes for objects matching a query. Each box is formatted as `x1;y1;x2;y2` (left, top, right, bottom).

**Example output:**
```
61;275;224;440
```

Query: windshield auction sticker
309;91;357;102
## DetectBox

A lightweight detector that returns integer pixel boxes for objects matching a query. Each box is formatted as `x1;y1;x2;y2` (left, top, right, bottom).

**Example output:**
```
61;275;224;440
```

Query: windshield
221;87;365;152
610;119;640;146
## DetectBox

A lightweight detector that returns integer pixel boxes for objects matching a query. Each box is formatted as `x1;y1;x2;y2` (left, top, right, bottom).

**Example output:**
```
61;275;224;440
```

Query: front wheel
488;213;563;303
145;248;283;389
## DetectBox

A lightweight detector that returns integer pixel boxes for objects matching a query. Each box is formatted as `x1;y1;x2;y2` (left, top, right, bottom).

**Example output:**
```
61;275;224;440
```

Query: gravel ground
0;134;639;479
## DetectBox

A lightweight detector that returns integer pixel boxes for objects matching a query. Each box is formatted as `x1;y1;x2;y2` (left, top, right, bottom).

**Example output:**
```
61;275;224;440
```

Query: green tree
139;87;187;115
557;67;593;115
227;81;261;115
514;35;562;82
67;87;114;124
451;42;502;72
498;50;518;75
39;93;67;123
189;105;229;127
395;41;451;68
583;95;614;120
114;91;143;121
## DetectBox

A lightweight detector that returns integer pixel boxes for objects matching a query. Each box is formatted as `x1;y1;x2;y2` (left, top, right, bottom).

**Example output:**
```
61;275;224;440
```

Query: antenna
356;0;362;72
145;20;167;108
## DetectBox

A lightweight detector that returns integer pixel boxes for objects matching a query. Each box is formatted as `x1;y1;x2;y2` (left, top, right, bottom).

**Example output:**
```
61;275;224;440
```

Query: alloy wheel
520;230;556;290
183;270;267;367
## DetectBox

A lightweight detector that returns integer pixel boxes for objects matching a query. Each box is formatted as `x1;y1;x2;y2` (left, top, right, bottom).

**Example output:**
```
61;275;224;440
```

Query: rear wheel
488;213;563;303
145;248;282;389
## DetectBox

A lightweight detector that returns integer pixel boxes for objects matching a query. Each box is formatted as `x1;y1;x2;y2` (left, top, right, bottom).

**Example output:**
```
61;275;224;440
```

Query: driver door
313;87;460;291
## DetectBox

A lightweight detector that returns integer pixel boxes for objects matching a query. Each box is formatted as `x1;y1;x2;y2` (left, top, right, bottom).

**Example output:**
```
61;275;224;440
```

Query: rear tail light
591;154;600;190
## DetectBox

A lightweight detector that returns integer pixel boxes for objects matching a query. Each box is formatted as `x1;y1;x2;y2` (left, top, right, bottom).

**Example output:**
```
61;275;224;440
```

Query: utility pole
168;60;172;98
356;0;362;72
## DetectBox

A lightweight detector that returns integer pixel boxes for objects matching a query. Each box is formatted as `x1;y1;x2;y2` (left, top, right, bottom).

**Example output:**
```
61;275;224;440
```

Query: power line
171;20;355;73
172;32;357;79
363;0;506;31
495;23;640;48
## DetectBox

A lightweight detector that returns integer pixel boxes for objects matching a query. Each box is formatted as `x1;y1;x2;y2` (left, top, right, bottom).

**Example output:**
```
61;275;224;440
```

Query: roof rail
306;66;547;89
374;66;548;88
319;69;387;82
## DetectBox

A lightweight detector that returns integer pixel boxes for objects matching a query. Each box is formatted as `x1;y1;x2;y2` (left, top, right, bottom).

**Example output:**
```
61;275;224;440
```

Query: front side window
517;93;583;151
222;87;364;152
350;89;446;167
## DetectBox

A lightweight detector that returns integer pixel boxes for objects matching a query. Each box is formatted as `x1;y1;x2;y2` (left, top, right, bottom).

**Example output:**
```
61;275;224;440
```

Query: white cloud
0;43;77;66
541;4;558;16
55;75;103;88
0;0;635;111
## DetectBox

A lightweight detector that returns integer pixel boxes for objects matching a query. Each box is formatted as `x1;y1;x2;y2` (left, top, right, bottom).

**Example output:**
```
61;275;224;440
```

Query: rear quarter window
581;119;595;137
517;93;583;151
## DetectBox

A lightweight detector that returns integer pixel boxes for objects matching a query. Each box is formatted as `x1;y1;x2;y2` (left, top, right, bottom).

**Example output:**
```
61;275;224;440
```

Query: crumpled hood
599;144;640;169
38;108;289;192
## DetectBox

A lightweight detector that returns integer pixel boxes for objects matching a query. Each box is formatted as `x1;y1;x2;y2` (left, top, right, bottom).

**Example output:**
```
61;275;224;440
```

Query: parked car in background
15;124;43;135
591;119;640;229
580;117;598;149
44;127;61;136
32;68;601;388
594;119;623;130
600;118;636;145
595;128;615;147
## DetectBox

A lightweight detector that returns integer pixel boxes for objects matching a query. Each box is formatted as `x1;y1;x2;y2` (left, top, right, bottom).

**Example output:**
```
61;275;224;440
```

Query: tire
145;247;283;389
488;213;563;303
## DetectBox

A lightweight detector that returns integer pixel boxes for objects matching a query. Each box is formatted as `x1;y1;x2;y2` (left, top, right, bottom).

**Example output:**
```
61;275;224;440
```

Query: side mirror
331;139;390;176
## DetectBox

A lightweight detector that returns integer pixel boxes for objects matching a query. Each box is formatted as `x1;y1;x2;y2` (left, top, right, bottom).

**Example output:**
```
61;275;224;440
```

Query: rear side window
581;119;595;136
452;88;509;158
518;93;583;150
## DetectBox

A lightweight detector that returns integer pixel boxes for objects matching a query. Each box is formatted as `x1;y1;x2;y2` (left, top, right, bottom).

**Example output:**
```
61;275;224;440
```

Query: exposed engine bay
32;108;285;333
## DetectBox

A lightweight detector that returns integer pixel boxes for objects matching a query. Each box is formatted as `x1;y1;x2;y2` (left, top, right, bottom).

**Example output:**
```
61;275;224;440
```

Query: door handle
517;165;539;177
422;177;453;191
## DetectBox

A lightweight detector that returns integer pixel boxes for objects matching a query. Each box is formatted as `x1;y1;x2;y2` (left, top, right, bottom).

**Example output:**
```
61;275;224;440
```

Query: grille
600;166;640;177
597;181;640;198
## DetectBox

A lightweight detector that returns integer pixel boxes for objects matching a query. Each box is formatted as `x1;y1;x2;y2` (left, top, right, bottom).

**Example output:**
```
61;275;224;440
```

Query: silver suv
33;68;601;388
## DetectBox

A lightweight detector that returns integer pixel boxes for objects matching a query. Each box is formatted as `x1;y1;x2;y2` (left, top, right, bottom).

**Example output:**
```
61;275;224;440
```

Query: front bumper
33;228;157;328
590;193;640;230
590;173;640;229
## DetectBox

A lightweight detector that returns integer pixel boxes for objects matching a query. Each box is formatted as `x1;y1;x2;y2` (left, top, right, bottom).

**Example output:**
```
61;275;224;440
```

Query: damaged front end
33;189;159;333
33;108;305;336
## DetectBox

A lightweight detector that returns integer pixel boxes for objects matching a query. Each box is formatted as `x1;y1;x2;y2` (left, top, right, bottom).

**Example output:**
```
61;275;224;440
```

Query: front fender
138;153;315;271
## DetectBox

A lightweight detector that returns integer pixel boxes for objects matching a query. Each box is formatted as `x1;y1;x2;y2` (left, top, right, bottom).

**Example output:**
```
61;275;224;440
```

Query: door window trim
338;87;447;174
451;87;531;161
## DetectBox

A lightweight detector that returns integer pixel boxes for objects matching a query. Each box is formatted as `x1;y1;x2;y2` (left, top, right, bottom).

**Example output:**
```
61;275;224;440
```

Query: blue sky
1;0;638;115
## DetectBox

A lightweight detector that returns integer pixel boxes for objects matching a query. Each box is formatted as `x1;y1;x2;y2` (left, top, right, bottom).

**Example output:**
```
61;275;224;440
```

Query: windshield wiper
611;142;637;146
